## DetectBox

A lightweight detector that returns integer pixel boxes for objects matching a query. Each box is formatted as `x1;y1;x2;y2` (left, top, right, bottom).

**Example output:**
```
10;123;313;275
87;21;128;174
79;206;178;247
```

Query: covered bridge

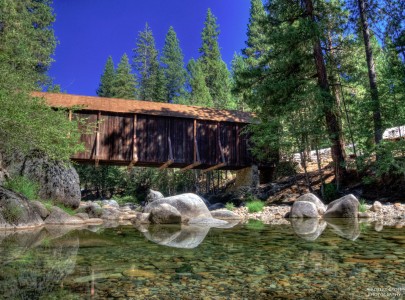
35;92;261;173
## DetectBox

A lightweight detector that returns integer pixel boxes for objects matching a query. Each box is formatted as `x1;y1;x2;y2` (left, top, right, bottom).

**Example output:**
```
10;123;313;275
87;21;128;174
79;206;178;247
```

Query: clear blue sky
48;0;251;96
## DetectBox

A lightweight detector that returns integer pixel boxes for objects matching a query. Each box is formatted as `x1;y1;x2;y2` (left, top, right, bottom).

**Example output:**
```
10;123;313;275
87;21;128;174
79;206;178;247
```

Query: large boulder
149;203;182;224
3;151;81;209
76;203;102;218
324;194;359;218
0;187;44;229
144;193;212;223
145;189;164;205
31;200;50;219
44;206;84;225
290;201;319;218
297;193;326;215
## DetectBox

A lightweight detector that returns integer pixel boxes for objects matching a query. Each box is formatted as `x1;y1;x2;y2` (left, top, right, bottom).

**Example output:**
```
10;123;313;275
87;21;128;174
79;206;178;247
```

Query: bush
113;195;138;206
4;176;39;200
359;199;367;213
246;200;265;213
225;202;235;211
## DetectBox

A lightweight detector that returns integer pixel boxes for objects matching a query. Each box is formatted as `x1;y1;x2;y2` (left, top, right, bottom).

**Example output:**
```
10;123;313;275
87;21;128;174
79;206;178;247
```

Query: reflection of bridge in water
36;92;264;173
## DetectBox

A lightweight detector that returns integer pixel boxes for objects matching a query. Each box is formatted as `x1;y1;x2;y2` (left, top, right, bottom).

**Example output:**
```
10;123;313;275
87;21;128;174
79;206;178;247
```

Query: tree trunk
303;0;347;186
358;0;383;146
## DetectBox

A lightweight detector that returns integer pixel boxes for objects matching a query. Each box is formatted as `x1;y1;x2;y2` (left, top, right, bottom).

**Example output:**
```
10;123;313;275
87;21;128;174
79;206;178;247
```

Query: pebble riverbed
1;218;404;299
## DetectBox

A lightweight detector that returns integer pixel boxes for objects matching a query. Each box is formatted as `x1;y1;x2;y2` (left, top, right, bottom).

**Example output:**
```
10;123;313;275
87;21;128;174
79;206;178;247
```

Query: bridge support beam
159;160;174;170
180;162;201;172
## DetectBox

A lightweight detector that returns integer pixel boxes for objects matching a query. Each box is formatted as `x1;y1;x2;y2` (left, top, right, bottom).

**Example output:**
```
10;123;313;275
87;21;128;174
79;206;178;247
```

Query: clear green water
0;221;404;300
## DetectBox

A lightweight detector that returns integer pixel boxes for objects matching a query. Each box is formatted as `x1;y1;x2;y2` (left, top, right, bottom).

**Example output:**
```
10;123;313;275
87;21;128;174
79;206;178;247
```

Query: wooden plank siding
37;92;258;170
71;110;253;170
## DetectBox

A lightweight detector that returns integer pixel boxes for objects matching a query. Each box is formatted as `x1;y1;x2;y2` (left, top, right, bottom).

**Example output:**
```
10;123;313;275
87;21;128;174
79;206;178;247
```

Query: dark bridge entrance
37;92;257;173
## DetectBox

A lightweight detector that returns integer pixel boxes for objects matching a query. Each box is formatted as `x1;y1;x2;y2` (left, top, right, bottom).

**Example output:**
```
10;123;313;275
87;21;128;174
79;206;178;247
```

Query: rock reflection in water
142;224;211;249
326;218;360;241
290;218;327;241
290;217;360;241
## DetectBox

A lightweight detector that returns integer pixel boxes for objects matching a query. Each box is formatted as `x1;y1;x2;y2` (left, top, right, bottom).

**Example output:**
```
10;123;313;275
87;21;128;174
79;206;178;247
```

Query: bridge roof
34;92;254;123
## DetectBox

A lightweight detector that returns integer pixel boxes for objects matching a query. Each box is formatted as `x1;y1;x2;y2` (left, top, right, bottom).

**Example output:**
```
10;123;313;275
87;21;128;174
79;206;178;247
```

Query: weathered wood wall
72;111;253;170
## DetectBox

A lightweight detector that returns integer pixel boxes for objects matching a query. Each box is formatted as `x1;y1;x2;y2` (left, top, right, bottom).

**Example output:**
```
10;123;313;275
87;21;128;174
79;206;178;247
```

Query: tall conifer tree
198;9;232;108
133;23;166;102
187;59;213;106
161;27;187;103
97;56;115;97
110;53;137;99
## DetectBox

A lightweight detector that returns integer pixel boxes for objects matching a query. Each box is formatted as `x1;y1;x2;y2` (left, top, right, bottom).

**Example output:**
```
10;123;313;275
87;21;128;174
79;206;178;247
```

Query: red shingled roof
33;92;254;123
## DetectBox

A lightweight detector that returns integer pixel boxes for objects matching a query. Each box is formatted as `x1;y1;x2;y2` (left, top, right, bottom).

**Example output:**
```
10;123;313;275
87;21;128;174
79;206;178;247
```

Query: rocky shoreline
232;201;405;227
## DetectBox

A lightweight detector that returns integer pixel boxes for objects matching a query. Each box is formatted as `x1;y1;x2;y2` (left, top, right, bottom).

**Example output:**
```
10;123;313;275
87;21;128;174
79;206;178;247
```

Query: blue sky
48;0;251;96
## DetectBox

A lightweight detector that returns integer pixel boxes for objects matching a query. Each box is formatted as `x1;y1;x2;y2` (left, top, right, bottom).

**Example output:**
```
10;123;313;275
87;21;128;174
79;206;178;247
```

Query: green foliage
359;199;367;213
198;9;232;109
245;219;264;230
54;202;76;216
322;183;338;203
113;195;138;206
246;200;265;213
225;202;235;211
161;27;187;103
4;176;39;200
111;53;137;99
2;202;23;224
97;56;116;97
186;59;213;106
133;23;166;102
0;0;84;161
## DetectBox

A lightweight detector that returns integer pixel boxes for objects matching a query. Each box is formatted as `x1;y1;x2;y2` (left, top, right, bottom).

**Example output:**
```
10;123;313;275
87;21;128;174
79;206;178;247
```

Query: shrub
246;200;265;213
4;176;39;200
225;202;235;211
359;199;367;213
113;195;138;206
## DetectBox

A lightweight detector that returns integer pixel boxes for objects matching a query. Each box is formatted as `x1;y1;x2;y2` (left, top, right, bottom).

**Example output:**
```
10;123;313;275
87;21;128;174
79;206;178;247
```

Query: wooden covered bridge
36;92;261;173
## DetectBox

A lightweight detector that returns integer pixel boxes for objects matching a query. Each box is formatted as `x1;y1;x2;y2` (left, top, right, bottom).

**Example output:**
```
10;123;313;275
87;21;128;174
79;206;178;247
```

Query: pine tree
97;56;115;97
110;53;137;99
243;0;269;67
161;26;187;103
133;23;166;102
187;59;213;106
198;9;232;108
0;0;83;161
